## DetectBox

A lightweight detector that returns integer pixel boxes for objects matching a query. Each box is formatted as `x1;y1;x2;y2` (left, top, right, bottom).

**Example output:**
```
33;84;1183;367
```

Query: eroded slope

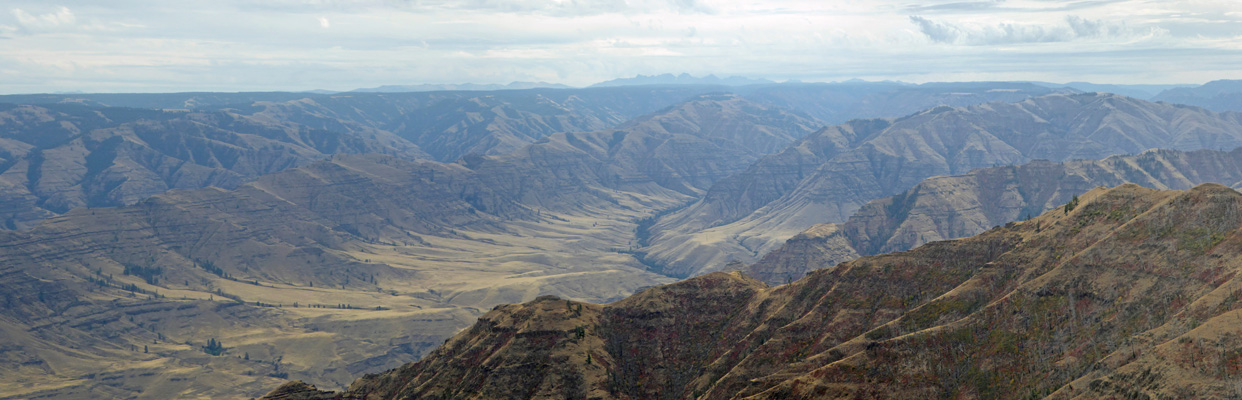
309;184;1242;399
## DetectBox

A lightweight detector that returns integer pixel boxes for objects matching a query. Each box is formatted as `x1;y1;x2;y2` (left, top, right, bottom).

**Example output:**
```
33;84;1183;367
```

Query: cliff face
743;147;1242;285
647;93;1242;278
296;183;1242;399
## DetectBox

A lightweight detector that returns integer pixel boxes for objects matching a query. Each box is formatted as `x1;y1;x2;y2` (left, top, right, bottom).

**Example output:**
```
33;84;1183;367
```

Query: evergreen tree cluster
122;264;163;285
202;338;226;356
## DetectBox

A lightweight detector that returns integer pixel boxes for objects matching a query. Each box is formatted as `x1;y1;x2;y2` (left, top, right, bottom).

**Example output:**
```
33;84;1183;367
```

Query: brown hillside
744;147;1242;284
647;93;1242;278
292;183;1242;399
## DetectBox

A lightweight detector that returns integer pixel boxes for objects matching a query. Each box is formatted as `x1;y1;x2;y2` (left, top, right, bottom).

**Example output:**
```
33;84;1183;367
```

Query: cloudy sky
1;0;1239;93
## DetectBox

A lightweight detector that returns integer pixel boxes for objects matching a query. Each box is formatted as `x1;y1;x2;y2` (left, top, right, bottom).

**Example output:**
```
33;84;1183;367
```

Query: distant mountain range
348;81;573;93
590;73;777;87
1030;81;1194;99
1153;79;1242;112
0;82;1067;231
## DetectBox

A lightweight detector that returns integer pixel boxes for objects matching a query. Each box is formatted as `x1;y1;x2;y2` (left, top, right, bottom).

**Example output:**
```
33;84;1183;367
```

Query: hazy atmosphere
8;1;1242;399
3;0;1240;93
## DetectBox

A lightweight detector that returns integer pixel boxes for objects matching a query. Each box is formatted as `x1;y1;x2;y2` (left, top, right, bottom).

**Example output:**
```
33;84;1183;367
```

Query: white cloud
0;0;1239;92
909;14;1165;45
12;6;76;32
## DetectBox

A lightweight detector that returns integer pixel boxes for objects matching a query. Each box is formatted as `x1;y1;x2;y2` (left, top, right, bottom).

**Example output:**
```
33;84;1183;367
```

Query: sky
1;0;1239;93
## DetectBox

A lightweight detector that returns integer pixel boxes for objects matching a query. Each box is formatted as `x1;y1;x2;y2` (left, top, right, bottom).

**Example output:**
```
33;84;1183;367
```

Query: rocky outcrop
302;184;1242;399
648;93;1242;277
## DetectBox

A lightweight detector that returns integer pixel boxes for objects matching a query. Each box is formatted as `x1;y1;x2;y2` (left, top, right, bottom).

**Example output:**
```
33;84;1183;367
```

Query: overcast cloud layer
1;0;1239;93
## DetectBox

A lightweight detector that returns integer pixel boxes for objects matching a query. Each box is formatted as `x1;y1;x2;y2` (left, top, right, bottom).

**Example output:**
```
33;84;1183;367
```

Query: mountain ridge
742;147;1242;284
274;183;1242;399
645;92;1242;278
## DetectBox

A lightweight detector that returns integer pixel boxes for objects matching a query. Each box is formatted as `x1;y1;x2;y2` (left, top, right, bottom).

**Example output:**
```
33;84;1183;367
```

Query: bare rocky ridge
285;183;1242;399
647;93;1242;278
742;147;1242;284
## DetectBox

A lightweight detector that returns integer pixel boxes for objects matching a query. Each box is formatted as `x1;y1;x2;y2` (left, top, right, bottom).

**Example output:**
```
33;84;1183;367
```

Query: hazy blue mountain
349;81;573;93
590;73;776;87
737;81;1061;125
1028;81;1194;99
1153;79;1242;112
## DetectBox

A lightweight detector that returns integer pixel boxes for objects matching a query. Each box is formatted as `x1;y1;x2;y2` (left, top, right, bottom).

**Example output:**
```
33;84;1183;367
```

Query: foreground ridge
269;183;1242;399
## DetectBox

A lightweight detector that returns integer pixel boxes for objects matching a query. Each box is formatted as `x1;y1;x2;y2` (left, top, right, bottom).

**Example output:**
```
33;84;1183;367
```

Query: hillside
285;183;1242;399
0;95;817;399
646;92;1242;278
0;103;425;231
743;147;1242;284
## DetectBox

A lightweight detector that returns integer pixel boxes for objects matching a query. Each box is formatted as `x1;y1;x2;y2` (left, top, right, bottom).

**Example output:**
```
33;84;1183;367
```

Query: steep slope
0;95;816;399
648;93;1242;277
0;103;425;230
1154;79;1242;112
295;183;1242;399
743;147;1242;284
